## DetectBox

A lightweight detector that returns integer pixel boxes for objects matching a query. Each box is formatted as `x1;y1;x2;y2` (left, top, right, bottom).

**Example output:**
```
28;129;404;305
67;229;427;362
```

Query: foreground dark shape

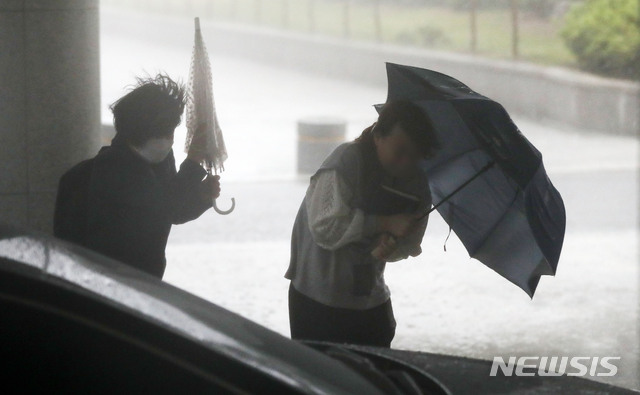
0;225;631;394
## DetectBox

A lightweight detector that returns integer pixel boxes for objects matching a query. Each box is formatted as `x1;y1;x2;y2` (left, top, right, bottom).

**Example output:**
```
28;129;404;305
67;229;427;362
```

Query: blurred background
1;0;638;391
104;0;640;79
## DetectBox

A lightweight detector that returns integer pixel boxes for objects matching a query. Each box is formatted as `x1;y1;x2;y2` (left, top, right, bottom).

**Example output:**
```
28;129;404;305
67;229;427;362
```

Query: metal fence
102;0;585;61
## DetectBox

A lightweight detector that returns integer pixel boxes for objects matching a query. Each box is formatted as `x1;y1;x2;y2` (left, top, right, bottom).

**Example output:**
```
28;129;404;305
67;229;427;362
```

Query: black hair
110;73;186;146
356;100;440;158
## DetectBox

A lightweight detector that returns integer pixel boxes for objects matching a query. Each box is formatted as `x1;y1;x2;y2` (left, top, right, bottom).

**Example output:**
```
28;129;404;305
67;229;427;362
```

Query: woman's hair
110;73;186;145
356;100;440;158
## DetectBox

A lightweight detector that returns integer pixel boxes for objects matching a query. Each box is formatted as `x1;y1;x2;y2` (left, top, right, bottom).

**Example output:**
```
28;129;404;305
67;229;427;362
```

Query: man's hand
199;175;221;202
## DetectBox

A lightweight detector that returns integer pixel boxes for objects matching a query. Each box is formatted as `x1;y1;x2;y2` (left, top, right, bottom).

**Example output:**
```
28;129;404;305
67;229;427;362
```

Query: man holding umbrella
54;74;221;279
285;101;440;347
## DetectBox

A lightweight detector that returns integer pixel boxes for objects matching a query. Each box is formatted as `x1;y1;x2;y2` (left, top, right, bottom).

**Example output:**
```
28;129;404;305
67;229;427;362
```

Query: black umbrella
380;62;566;298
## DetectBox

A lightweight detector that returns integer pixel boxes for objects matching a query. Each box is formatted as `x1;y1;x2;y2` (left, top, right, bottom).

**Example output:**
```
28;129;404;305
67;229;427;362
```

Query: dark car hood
0;224;386;395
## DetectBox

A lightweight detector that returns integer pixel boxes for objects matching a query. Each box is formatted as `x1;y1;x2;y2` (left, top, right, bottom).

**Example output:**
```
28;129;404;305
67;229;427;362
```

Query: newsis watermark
490;356;621;377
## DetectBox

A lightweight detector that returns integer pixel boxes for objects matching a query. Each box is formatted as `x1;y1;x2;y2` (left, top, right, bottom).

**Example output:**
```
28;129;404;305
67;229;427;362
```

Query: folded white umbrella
184;17;235;215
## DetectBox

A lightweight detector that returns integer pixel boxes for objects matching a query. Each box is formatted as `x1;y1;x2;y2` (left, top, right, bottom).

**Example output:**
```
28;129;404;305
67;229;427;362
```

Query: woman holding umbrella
285;101;440;347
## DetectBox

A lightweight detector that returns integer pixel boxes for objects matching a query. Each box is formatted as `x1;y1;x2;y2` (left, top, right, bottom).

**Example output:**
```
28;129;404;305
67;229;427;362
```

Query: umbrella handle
213;197;235;215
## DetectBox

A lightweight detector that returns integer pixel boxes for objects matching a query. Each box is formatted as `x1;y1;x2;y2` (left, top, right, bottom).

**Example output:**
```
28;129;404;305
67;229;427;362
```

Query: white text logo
490;356;620;377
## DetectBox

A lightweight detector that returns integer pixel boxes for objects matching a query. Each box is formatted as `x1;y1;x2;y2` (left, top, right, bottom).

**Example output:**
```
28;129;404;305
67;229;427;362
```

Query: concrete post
0;0;101;233
297;117;346;174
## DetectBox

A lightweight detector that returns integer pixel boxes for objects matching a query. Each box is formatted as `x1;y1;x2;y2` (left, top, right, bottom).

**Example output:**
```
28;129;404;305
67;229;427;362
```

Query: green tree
561;0;640;80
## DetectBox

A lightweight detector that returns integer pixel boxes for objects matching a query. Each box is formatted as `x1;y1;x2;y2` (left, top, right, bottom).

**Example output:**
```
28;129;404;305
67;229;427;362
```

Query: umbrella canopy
380;63;566;298
185;17;234;215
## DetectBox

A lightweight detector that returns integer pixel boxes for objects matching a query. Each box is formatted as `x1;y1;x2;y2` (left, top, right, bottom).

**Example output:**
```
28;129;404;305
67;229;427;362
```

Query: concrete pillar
0;0;101;233
297;117;346;174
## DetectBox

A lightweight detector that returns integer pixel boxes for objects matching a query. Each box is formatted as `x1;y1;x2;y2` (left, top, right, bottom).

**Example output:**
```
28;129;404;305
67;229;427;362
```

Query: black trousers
288;283;396;348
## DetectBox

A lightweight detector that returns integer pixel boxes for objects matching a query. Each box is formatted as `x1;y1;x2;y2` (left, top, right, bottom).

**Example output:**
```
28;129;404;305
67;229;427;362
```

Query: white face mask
132;137;174;164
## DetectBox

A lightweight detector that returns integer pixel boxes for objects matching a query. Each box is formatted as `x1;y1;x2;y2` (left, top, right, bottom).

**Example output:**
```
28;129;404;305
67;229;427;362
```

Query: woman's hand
377;211;422;238
408;245;422;257
371;233;398;260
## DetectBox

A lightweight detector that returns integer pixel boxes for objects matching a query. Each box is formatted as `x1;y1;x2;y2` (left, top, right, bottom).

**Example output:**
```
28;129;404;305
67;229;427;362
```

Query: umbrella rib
425;159;496;218
424;146;491;209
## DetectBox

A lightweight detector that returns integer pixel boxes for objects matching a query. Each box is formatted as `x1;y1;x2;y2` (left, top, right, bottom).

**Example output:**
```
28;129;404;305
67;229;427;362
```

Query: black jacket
54;138;211;278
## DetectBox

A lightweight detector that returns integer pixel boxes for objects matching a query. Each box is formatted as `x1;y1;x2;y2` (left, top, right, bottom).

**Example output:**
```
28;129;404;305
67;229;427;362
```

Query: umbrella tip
194;17;200;31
